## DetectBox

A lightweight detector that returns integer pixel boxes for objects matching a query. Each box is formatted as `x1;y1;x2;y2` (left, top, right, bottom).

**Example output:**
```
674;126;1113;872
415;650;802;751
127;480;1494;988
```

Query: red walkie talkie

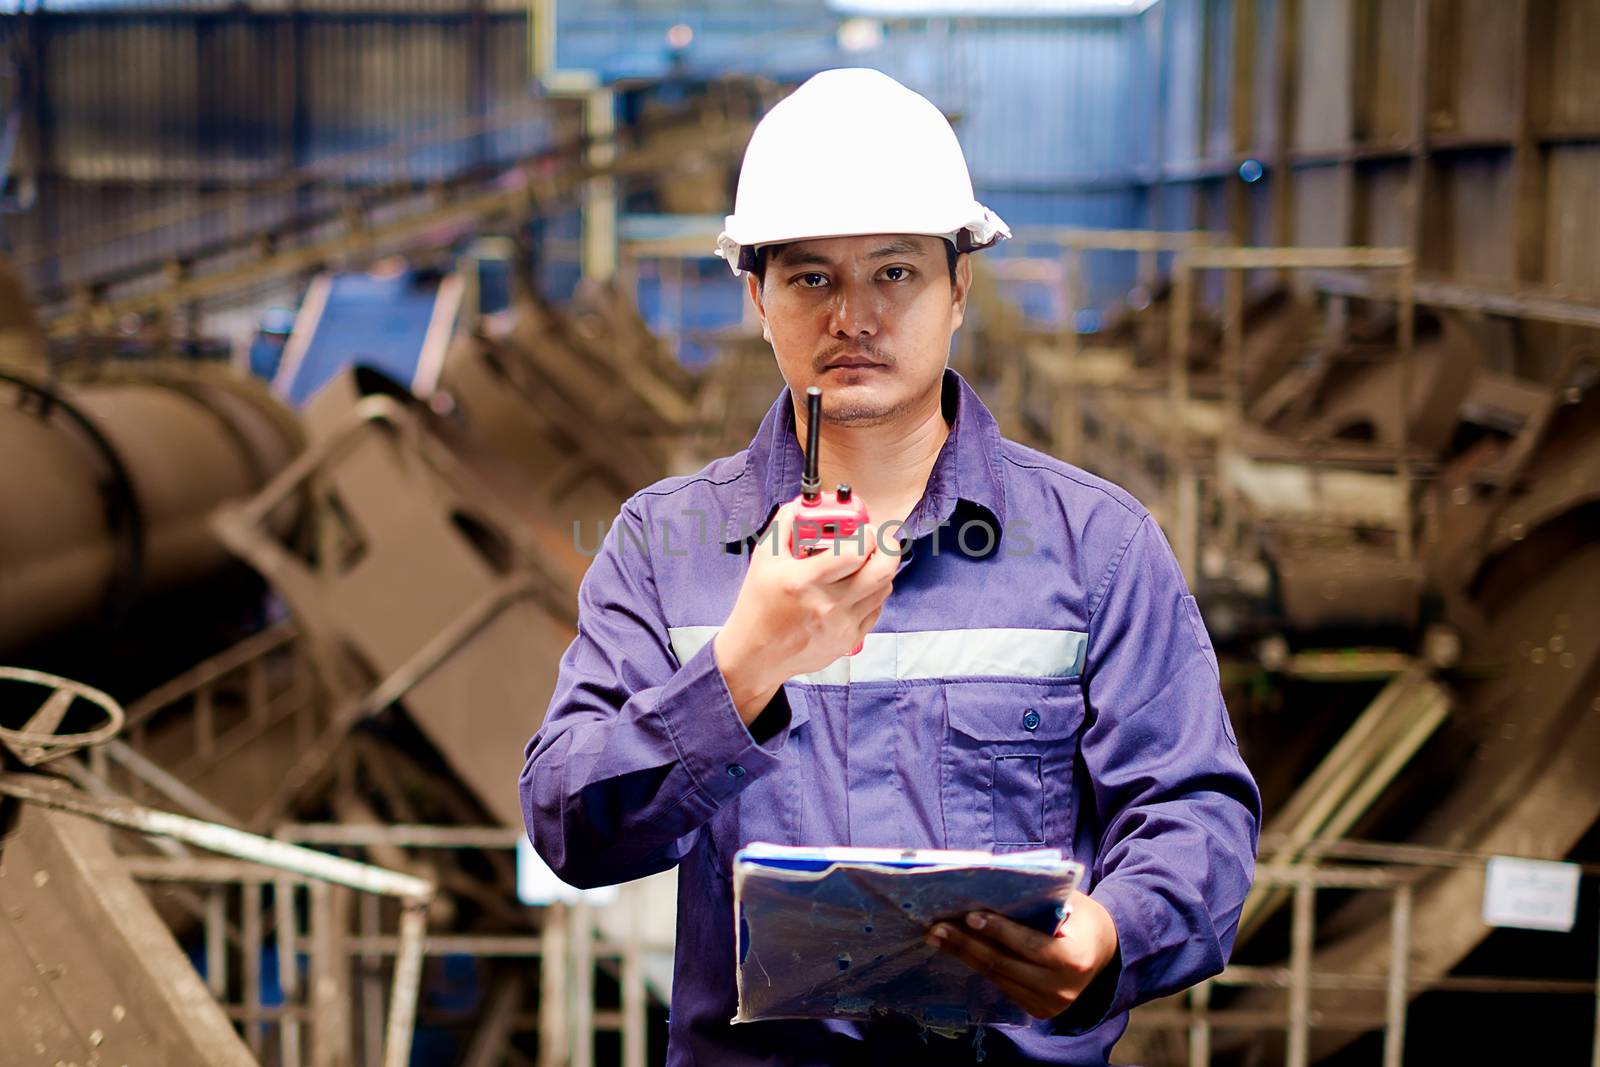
789;387;872;656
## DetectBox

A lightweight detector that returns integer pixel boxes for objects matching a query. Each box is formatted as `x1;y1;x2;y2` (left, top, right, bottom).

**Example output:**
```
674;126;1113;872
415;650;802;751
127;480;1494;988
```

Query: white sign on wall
1481;856;1582;933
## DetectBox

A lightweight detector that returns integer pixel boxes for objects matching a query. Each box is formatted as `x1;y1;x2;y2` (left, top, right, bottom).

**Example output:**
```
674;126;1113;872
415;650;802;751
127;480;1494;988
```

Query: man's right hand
713;500;898;726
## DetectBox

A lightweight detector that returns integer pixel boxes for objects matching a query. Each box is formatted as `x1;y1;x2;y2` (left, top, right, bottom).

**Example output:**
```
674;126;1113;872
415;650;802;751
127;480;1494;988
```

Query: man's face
747;233;971;426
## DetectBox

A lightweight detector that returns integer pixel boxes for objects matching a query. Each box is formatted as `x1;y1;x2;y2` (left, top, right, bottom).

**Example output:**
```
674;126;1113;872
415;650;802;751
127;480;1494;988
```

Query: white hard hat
715;68;1010;276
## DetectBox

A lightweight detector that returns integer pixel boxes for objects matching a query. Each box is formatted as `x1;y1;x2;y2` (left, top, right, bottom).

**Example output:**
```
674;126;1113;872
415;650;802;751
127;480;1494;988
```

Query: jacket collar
725;366;1008;553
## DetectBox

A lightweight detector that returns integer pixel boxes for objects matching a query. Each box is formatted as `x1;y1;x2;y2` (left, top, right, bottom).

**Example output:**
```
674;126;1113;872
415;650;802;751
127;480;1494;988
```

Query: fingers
926;921;1079;1022
834;526;898;595
925;922;1056;991
854;603;884;640
960;911;1059;966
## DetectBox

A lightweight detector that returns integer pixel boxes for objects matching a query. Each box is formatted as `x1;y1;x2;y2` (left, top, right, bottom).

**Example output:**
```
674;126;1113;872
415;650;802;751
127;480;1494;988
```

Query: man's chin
822;385;905;426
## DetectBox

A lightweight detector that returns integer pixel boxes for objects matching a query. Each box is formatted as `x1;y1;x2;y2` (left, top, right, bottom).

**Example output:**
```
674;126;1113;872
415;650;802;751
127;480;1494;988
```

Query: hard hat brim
715;203;1010;277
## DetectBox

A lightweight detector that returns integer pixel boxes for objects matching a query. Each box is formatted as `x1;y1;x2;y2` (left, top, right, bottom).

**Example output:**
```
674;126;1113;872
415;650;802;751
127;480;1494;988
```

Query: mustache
815;340;891;369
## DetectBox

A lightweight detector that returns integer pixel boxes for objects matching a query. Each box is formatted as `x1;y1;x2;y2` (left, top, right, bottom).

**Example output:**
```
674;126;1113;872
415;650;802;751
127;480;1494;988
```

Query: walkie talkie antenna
801;386;822;502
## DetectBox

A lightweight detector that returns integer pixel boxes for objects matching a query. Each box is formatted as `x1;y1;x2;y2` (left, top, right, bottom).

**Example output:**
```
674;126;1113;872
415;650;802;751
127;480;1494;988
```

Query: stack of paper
732;842;1084;1032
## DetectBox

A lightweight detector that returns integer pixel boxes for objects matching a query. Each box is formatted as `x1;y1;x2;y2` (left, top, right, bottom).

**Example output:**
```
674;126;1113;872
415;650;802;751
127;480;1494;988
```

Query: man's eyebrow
866;239;929;259
772;247;834;267
772;238;931;267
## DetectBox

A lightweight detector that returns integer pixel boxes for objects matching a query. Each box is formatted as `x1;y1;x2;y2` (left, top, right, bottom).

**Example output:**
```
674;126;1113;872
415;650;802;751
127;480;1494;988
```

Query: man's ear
950;252;972;333
747;271;772;343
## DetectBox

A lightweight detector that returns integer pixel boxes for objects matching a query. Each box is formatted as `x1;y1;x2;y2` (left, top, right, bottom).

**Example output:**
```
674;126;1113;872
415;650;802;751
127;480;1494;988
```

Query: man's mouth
822;356;886;370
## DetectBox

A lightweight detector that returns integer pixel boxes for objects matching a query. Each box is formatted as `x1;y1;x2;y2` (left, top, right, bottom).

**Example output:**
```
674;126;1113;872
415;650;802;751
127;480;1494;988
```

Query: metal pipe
343;935;543;957
0;774;434;902
278;824;522;850
0;364;301;652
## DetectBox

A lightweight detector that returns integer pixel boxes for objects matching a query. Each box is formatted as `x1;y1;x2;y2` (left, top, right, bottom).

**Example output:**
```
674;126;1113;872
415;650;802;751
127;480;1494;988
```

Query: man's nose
828;278;881;339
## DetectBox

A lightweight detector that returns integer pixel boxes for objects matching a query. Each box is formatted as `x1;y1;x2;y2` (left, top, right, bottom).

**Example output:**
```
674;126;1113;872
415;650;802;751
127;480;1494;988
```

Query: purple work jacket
521;367;1260;1065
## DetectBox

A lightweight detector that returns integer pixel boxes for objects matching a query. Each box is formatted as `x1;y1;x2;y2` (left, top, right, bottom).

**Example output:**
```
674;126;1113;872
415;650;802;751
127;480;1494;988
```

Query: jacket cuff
651;638;788;805
1051;877;1153;1035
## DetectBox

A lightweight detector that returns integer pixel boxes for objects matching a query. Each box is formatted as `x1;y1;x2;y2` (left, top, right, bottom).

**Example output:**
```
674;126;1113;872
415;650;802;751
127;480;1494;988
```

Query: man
522;68;1260;1065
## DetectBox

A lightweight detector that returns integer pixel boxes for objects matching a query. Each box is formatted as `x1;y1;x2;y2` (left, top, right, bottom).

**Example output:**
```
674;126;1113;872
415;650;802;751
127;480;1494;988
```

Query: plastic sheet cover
732;843;1084;1034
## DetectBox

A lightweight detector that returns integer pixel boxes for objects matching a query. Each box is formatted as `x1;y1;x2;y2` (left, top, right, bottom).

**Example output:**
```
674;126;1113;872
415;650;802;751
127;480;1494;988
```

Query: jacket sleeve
518;501;793;889
1057;514;1261;1031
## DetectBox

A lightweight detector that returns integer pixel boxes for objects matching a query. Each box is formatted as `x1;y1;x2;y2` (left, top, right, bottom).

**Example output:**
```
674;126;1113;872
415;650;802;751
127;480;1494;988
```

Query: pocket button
1022;708;1040;732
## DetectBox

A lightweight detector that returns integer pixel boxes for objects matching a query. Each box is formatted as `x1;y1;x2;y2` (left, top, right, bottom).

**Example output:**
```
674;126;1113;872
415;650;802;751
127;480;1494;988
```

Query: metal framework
274;822;654;1067
22;90;754;341
1164;245;1416;582
1124;840;1600;1067
1037;226;1235;465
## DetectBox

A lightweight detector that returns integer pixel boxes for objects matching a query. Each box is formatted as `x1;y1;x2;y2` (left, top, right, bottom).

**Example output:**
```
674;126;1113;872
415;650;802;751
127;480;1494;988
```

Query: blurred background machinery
0;2;1597;1066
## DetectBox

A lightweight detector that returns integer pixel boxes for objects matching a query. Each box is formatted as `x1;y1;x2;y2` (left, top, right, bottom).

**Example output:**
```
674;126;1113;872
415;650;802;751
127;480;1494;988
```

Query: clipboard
732;842;1084;1032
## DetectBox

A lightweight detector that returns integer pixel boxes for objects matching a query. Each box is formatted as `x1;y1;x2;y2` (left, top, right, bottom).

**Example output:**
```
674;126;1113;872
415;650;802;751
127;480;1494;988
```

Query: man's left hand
924;890;1119;1020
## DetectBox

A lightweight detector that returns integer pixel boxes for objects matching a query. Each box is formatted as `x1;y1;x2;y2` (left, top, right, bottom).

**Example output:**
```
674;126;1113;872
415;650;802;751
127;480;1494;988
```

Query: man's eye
882;266;911;282
796;273;828;288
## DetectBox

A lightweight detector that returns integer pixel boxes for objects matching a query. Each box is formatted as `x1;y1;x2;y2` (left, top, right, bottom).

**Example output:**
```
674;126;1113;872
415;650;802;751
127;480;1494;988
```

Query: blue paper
732;843;1084;1033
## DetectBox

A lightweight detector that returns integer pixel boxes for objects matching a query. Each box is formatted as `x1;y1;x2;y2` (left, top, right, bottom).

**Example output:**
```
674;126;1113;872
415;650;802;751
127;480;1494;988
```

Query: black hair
753;239;960;289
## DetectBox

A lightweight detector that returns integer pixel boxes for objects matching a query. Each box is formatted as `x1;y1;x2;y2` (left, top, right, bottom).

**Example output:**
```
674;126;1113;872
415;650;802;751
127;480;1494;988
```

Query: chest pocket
731;687;814;851
941;680;1085;852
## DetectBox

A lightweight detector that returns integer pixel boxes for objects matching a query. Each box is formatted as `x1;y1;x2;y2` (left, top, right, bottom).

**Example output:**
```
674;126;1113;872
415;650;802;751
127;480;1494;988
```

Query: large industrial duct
0;363;303;653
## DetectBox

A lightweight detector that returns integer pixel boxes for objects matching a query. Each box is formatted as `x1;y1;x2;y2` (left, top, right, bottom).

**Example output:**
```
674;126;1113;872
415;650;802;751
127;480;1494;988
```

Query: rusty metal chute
212;365;589;830
0;801;261;1067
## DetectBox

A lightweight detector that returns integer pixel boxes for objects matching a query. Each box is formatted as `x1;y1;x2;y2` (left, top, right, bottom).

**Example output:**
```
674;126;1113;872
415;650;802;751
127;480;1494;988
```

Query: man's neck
791;380;950;527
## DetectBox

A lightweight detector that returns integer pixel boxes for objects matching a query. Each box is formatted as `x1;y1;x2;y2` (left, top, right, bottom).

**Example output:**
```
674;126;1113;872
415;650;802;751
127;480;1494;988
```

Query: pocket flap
944;681;1084;742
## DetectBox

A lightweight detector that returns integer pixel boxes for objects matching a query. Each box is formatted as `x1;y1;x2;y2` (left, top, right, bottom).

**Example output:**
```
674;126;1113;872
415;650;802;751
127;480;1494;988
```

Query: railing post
1189;978;1212;1067
380;904;427;1067
1384;884;1412;1067
1395;260;1416;563
244;880;265;1055
362;892;385;1067
539;903;569;1067
1591;882;1600;1067
205;887;228;1001
1166;255;1199;582
277;877;304;1067
622;890;647;1067
572;898;595;1067
1288;880;1315;1067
